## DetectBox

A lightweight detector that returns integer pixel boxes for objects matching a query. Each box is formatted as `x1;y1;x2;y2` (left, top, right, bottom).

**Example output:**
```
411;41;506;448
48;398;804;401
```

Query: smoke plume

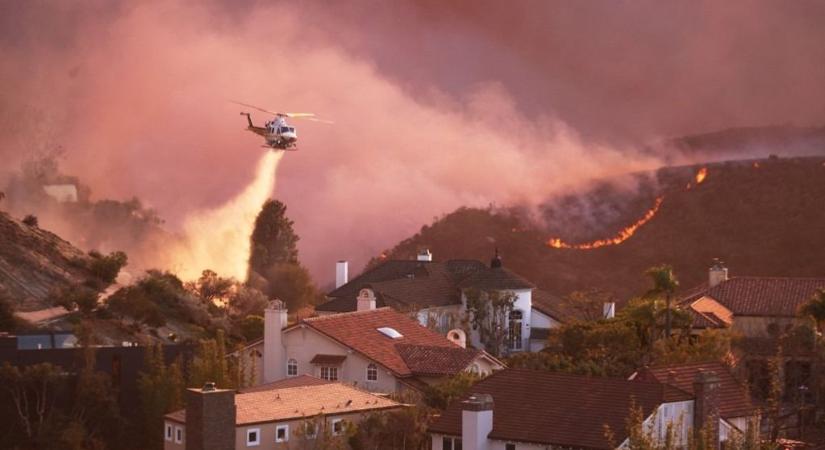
1;1;824;282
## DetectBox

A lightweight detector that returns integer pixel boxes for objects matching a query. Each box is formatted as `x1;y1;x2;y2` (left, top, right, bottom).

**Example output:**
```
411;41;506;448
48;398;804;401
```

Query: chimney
263;299;288;383
357;288;376;312
462;393;494;450
335;260;349;289
708;260;728;288
185;384;236;450
603;302;616;319
490;248;502;269
417;249;433;262
693;370;721;449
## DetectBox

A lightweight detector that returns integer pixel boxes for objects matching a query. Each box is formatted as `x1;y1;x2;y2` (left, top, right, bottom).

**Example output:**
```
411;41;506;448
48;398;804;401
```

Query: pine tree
248;199;299;276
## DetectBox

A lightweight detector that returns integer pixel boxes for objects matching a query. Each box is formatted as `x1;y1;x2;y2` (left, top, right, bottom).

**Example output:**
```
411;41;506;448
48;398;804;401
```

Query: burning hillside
376;156;825;300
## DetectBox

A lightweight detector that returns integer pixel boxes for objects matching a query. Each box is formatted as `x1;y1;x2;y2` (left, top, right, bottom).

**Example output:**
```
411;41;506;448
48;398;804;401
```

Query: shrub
22;214;38;227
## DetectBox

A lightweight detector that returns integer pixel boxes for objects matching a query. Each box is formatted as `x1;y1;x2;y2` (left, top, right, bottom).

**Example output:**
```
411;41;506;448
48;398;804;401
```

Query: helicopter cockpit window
280;127;290;133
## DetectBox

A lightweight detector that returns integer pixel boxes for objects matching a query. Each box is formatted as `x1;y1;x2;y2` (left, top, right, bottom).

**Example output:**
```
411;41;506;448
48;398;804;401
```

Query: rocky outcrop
0;212;93;311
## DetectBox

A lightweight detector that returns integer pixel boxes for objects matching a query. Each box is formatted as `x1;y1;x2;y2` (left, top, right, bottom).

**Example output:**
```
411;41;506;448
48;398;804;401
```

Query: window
506;444;516;450
246;428;261;446
366;363;378;382
287;359;298;377
443;437;462;450
377;327;404;339
304;421;318;440
321;366;338;381
175;426;183;444
276;424;289;442
508;310;523;350
469;363;481;375
331;418;344;436
165;423;173;441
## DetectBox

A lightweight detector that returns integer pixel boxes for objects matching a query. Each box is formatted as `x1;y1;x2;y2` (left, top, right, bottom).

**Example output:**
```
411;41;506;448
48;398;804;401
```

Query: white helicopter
234;101;332;150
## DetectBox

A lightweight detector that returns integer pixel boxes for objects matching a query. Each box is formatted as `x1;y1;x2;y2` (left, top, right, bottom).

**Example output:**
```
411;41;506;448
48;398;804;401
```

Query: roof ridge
303;307;394;322
726;276;825;282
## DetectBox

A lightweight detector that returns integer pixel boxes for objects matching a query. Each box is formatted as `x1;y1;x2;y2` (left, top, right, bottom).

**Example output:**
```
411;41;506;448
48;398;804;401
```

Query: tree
0;362;63;446
188;329;231;389
644;264;679;338
87;250;128;285
254;262;319;311
137;344;184;450
49;285;99;316
238;315;264;341
186;269;234;310
464;288;517;357
423;371;481;410
350;405;430;450
248;199;299;276
22;214;38;227
0;290;17;331
800;288;825;333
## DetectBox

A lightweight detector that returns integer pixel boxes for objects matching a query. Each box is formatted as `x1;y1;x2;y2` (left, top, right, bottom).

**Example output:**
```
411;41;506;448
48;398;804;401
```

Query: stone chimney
263;299;288;383
335;260;349;289
693;370;721;449
603;302;616;319
185;383;236;450
708;260;728;288
357;288;376;312
417;249;433;262
462;393;494;450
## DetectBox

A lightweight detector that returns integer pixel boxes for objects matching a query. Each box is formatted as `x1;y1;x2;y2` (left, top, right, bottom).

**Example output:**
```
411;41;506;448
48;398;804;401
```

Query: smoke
166;151;282;280
1;1;824;282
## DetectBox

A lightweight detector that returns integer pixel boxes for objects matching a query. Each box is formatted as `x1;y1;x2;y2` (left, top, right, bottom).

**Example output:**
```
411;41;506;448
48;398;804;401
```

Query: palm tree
800;288;825;333
645;264;680;338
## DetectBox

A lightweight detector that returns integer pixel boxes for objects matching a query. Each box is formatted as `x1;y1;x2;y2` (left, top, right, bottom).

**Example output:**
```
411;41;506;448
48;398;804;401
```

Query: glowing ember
547;197;664;249
753;162;760;169
695;167;708;184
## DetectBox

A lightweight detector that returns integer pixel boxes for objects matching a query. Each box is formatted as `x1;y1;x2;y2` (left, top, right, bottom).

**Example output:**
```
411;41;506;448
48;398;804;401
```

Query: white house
317;250;574;354
239;301;504;394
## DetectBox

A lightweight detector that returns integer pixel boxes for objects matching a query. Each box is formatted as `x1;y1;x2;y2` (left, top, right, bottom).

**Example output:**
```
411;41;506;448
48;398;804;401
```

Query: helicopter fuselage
240;112;298;150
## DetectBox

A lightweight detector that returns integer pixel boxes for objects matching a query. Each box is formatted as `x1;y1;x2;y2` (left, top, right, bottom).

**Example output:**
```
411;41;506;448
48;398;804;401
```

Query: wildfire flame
546;196;664;249
695;167;708;184
167;151;284;280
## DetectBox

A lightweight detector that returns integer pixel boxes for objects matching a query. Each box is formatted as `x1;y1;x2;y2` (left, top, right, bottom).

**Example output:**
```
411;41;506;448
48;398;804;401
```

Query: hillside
377;156;825;301
0;211;95;311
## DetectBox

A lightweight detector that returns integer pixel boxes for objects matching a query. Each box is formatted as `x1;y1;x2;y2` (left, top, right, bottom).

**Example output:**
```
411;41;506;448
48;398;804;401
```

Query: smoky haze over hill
2;1;825;283
381;156;825;300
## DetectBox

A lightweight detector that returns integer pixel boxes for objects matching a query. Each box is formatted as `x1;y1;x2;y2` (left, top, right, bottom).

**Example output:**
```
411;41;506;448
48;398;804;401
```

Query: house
240;301;504;393
428;368;734;450
680;262;825;400
318;250;574;354
629;361;759;437
681;262;825;338
164;375;403;450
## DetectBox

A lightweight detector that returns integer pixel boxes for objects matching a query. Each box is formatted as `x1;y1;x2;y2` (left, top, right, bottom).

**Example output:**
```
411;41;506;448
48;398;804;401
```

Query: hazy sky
2;1;824;282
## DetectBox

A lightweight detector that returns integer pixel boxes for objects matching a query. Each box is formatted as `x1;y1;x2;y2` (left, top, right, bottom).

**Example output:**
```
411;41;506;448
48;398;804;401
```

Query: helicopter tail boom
240;112;253;128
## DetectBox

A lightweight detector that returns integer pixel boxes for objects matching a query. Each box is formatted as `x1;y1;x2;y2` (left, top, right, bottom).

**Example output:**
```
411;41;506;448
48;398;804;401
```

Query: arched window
287;358;298;377
366;363;378;382
508;310;523;350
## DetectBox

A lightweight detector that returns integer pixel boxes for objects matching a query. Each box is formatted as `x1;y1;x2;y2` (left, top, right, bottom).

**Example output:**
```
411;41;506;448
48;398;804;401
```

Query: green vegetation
463;288;517;357
137;344;184;450
22;214;38;227
247;199;320;311
87;250;128;285
49;285;99;316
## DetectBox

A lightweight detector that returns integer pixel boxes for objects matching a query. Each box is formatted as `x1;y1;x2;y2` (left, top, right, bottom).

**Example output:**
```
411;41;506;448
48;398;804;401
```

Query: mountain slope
0;211;94;311
377;156;825;301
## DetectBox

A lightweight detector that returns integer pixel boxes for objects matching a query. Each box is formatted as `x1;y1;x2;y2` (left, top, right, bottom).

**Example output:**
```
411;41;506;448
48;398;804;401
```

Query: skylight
377;327;404;339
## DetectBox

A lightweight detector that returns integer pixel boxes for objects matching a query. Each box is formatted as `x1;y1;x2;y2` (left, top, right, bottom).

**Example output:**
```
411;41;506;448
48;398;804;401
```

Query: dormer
357;288;377;311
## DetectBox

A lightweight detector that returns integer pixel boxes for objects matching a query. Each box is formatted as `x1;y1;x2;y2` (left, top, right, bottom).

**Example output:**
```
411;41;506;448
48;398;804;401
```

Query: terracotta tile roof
166;381;401;426
239;375;330;393
458;267;535;291
395;344;481;376
632;361;757;419
428;368;691;449
683;277;825;318
298;308;479;377
310;354;348;365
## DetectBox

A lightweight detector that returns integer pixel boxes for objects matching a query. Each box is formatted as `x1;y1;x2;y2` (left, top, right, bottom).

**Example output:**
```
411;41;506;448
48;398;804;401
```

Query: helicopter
233;101;332;150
